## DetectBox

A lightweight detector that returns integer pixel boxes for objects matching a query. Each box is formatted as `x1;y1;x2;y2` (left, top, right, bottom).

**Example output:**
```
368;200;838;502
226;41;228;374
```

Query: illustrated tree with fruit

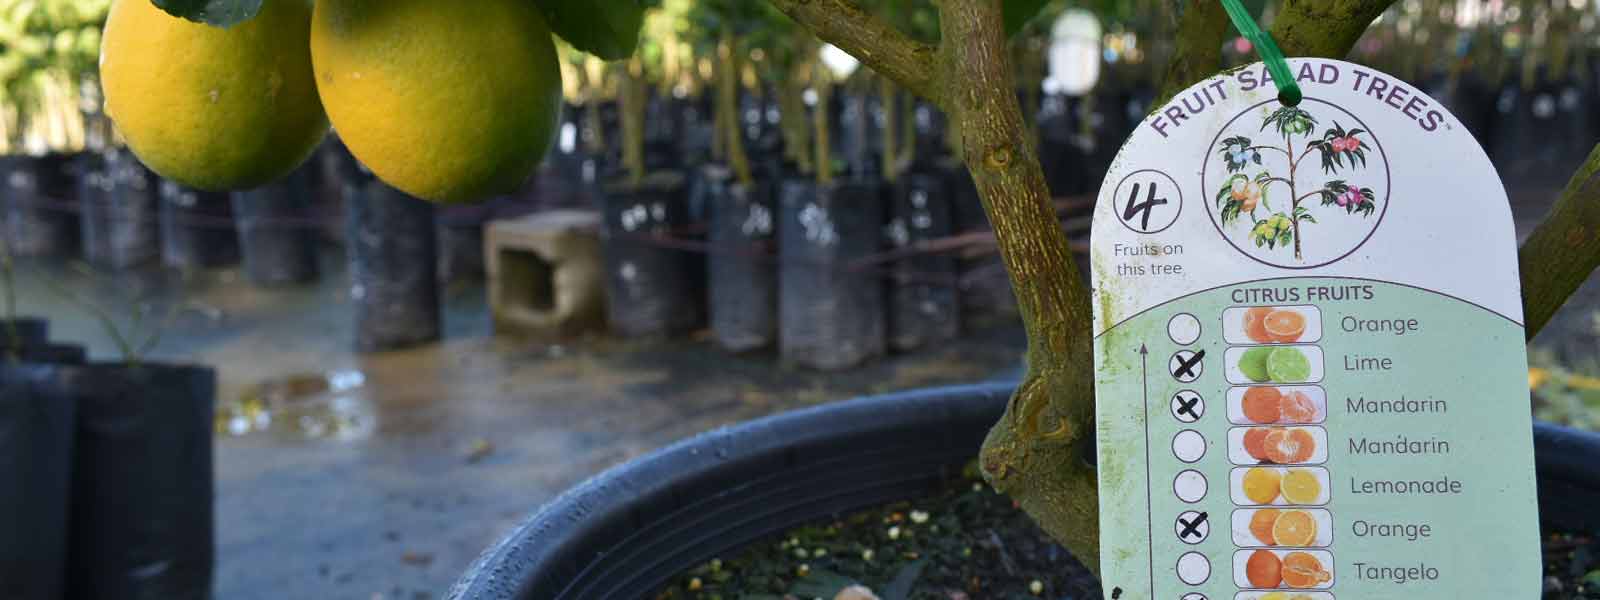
108;0;1600;578
1215;105;1378;260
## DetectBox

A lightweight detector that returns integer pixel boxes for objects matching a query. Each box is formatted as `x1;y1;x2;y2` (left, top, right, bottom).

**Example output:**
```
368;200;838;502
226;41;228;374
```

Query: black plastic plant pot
232;165;320;287
0;364;78;600
887;173;959;352
65;362;216;600
778;179;886;370
598;172;701;339
343;168;441;352
705;168;777;353
2;154;80;257
80;150;160;269
0;317;48;348
159;181;241;270
447;384;1600;600
445;383;1013;600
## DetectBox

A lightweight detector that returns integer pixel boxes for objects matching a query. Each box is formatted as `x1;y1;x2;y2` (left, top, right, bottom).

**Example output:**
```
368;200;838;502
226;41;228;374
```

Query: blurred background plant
0;0;111;155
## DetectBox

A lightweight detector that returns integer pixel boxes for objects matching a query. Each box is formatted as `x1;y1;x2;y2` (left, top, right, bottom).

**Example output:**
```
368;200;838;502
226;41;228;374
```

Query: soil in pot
652;467;1101;600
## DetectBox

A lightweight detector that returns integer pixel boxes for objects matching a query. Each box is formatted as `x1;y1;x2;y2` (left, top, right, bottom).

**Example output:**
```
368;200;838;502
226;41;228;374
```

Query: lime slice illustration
1267;347;1313;383
1239;347;1274;382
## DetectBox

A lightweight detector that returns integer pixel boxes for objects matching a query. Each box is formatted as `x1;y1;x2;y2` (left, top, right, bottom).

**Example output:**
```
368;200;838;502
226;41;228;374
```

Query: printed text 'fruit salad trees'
1215;106;1379;262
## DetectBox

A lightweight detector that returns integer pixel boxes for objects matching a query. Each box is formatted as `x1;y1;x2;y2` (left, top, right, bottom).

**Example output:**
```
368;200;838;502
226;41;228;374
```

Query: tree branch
1519;144;1600;339
766;0;939;104
1156;0;1231;105
1269;0;1398;58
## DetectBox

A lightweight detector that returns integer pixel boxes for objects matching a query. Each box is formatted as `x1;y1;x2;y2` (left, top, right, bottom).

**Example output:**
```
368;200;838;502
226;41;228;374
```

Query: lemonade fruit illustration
1280;552;1333;588
1249;508;1281;545
1246;549;1284;588
1243;428;1272;461
1242;386;1283;423
1240;347;1275;382
1266;347;1312;383
1263;310;1308;343
1280;469;1323;504
1280;390;1319;423
1244;306;1275;343
1271;510;1318;547
1243;467;1282;504
1263;428;1316;464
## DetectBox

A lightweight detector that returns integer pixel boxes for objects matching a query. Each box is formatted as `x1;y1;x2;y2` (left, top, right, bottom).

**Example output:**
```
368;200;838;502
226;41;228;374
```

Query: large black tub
447;384;1600;599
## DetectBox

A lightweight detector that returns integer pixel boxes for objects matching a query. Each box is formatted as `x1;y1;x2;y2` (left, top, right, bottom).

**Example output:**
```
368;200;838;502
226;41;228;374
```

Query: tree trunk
934;0;1101;570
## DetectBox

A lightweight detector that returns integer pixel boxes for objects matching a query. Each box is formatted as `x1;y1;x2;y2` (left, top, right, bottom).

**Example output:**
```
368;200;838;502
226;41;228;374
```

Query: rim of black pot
446;382;1014;600
448;382;1600;600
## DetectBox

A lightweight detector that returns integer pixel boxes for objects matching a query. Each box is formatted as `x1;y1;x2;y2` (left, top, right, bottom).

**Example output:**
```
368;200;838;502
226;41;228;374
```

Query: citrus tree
115;0;1600;576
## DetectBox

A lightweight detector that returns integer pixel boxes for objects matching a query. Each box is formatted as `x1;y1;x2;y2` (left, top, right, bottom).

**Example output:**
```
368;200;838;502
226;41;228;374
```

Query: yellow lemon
1242;467;1282;505
311;0;563;203
1281;469;1323;504
100;0;328;191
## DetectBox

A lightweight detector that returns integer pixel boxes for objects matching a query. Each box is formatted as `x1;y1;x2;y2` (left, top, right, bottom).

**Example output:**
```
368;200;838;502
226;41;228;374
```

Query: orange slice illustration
1271;510;1318;547
1263;309;1307;343
1243;306;1275;343
1249;508;1281;545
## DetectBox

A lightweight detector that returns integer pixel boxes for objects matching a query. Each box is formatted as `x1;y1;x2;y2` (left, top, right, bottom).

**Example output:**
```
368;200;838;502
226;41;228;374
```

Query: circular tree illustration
1209;100;1386;267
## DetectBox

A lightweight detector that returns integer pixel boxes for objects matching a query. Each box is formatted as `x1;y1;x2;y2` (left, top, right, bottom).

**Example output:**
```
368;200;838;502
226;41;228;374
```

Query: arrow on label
1138;344;1155;597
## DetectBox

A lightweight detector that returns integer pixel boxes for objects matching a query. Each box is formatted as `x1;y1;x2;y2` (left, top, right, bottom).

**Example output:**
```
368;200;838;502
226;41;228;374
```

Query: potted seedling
23;262;217;600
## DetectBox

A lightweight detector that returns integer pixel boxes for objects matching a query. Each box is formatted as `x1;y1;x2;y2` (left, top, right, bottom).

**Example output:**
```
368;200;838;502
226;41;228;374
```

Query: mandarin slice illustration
1242;386;1284;423
1263;428;1316;464
1279;390;1319;423
1243;428;1272;461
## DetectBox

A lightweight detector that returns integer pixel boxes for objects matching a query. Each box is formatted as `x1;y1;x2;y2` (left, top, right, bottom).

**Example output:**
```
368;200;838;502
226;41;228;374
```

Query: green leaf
1005;0;1049;37
535;0;652;60
151;0;261;27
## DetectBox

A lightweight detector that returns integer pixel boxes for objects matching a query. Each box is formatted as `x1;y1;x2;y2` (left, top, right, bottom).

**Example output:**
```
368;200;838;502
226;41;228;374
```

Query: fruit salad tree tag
1089;58;1539;600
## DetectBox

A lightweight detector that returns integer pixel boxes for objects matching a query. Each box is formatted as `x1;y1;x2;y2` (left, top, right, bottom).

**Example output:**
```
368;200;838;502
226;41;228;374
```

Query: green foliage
537;0;654;60
1003;0;1049;37
1262;105;1317;138
151;0;259;27
149;0;653;60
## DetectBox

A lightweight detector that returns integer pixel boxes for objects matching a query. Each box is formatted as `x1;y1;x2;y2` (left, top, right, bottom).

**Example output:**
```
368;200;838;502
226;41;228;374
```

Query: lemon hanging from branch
310;0;564;204
99;0;328;191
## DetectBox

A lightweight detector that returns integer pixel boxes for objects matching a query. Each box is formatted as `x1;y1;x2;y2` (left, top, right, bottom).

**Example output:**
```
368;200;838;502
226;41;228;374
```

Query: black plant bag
0;363;78;600
64;363;216;600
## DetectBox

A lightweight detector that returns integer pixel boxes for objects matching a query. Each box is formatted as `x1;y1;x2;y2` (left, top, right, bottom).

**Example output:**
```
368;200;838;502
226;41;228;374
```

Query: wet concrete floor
10;251;1027;599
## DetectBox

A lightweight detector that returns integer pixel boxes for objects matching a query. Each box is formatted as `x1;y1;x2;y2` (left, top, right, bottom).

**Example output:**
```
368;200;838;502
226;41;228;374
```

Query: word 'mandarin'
1148;62;1448;138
